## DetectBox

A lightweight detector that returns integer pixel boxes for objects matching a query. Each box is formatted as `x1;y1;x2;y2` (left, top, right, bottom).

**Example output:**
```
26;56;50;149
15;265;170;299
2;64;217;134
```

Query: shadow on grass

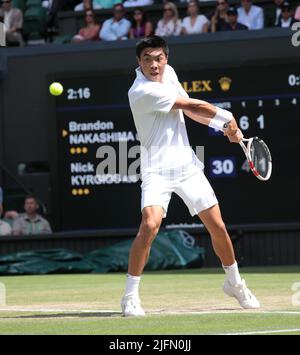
0;312;123;319
0;307;243;320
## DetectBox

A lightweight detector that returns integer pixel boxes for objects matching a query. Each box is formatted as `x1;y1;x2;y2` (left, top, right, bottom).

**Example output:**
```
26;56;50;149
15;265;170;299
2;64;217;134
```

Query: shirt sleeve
133;82;178;114
167;65;189;99
13;9;23;29
177;81;189;98
0;187;3;204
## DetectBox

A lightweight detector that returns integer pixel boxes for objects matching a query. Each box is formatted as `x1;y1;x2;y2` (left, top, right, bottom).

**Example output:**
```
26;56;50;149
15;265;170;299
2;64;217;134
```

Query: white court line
0;308;300;315
154;310;300;315
220;328;300;335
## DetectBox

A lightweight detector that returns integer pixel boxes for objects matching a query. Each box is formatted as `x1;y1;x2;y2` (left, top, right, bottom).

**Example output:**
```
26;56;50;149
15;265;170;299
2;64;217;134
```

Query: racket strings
250;139;271;179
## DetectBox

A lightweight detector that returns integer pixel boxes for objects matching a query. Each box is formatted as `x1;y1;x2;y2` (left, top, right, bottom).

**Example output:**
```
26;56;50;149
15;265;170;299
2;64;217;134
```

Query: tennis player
122;36;260;316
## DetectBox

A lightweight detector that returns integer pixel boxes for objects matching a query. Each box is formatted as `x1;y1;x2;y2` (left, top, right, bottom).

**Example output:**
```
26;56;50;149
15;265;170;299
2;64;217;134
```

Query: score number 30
210;157;236;178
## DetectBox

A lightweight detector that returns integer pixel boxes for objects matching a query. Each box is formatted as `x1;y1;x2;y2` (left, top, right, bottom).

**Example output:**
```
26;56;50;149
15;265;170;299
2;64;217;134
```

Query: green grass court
0;267;299;335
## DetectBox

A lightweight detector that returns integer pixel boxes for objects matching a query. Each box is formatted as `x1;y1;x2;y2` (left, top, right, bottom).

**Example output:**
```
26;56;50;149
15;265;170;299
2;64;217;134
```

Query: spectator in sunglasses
211;0;229;32
237;0;264;30
0;0;24;46
100;3;131;40
130;8;153;39
277;1;295;27
72;9;101;42
222;6;248;31
155;2;182;37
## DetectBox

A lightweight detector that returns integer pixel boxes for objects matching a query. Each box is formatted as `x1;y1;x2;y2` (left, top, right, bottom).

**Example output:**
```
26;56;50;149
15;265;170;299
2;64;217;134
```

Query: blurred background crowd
0;0;299;46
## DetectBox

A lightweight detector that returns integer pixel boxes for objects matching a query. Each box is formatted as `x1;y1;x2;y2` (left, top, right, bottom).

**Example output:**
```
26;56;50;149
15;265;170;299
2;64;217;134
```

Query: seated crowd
0;0;299;46
72;0;299;43
0;188;52;236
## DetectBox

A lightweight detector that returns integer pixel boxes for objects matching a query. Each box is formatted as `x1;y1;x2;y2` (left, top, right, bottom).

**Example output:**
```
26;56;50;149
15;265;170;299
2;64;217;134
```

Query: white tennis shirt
128;64;203;175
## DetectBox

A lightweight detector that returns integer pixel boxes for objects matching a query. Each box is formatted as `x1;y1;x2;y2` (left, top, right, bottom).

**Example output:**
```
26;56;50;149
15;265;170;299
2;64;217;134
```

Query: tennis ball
49;82;64;96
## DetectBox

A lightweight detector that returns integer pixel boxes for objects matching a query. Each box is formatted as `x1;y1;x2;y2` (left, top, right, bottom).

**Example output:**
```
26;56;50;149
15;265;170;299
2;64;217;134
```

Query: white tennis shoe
223;279;260;309
121;293;146;317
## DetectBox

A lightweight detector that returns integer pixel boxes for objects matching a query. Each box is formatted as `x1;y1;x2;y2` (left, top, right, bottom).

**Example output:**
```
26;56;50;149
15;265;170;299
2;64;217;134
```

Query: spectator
295;5;300;20
0;186;3;206
72;9;101;42
155;2;181;37
210;0;229;32
100;3;131;41
0;200;11;236
12;195;52;236
129;7;153;38
123;0;153;8
222;6;248;31
74;0;100;11
182;0;209;35
237;0;264;30
0;0;24;47
265;0;284;27
277;1;296;27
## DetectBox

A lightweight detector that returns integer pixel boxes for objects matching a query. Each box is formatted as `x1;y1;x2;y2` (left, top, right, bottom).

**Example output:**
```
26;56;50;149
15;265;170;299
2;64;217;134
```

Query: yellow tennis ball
49;82;64;96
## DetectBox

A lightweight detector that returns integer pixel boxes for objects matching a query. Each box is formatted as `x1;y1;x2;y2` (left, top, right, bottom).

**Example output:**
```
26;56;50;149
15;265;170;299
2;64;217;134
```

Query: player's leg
122;206;164;317
175;170;260;309
198;204;235;267
199;204;260;309
122;173;172;317
128;205;164;277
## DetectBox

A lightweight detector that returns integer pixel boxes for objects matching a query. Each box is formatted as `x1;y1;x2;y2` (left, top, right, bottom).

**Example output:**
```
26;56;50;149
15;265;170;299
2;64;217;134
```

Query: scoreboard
50;62;300;231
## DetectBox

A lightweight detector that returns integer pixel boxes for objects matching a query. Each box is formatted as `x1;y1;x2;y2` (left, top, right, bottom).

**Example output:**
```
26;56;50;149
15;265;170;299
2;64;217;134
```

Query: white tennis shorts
141;165;218;217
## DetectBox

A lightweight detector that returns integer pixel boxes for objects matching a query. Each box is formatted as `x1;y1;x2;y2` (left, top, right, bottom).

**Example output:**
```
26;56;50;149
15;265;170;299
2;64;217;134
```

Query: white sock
124;274;141;298
223;261;242;286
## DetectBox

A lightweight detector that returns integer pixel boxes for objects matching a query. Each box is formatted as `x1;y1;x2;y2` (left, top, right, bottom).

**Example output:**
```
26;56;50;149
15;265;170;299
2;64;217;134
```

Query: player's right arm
172;95;243;143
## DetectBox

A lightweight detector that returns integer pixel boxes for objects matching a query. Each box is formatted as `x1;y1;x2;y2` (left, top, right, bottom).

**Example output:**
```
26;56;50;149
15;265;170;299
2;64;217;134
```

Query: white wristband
209;107;233;132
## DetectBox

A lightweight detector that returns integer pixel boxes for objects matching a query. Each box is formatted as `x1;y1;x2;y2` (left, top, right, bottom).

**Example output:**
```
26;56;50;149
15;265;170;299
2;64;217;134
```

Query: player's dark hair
136;36;169;59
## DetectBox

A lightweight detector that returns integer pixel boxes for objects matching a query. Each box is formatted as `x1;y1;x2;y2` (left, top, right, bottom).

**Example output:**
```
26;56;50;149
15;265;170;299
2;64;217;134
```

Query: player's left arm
173;95;242;143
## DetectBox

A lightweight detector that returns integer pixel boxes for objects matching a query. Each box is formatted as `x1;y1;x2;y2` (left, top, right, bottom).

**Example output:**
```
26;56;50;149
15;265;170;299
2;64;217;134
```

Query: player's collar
135;67;145;80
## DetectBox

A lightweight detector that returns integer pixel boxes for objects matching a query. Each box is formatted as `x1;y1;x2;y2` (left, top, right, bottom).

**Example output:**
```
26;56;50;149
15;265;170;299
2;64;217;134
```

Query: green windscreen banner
0;230;205;275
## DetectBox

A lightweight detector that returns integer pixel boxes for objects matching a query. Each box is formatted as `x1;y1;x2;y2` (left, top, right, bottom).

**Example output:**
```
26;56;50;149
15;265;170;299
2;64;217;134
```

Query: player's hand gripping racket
239;136;272;181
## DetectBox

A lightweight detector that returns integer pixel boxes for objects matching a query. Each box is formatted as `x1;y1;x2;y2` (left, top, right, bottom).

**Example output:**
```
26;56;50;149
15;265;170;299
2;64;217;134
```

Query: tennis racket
239;137;272;181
